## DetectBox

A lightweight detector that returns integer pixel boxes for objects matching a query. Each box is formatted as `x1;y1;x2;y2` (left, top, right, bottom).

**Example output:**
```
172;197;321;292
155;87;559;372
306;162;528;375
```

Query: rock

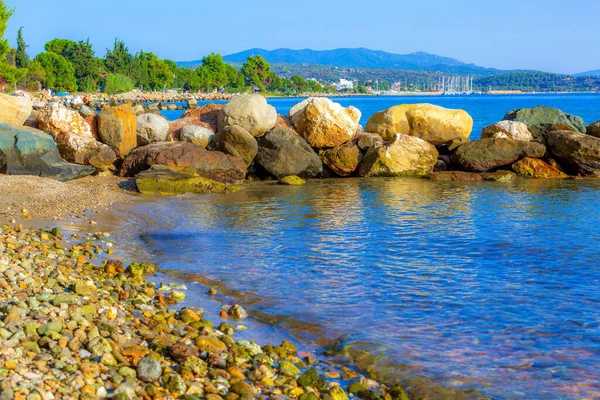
230;382;256;398
503;106;585;141
169;103;222;139
210;125;258;165
278;361;301;377
357;132;384;151
297;369;325;390
547;130;600;176
0;93;32;126
586;121;600;138
121;142;247;183
78;105;95;118
195;336;228;353
136;357;162;383
481;171;517;182
218;94;277;137
227;304;248;319
179;356;207;378
165;374;187;394
255;127;323;179
321;142;362;176
365;103;472;144
481;121;533;142
290;97;361;148
132;105;145;115
135;165;238;195
451;138;546;172
97;105;137;157
0;124;94;181
36;104;116;172
136;114;169;145
358;134;439;177
37;103;93;139
512;157;569;179
427;171;483;181
329;386;348;400
187;99;198;109
180;126;214;148
278;175;306;186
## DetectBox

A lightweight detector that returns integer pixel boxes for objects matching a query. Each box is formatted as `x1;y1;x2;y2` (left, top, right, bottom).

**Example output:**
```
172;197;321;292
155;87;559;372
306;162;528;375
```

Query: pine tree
15;27;29;68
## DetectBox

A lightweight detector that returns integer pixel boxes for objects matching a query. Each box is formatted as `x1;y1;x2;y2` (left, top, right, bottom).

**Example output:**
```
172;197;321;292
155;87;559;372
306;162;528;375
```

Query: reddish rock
97;105;137;158
120;142;247;183
169;103;222;139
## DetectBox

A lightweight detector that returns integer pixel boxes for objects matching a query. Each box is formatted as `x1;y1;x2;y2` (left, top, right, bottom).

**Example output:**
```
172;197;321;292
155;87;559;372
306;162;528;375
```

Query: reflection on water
131;178;600;399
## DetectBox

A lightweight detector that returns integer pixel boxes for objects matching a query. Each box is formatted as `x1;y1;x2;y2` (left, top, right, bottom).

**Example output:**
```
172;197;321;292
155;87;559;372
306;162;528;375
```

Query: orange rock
512;157;569;179
97;105;137;157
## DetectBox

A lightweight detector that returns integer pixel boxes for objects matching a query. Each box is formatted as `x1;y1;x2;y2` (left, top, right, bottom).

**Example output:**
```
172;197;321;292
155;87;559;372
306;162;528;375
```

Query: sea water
143;94;600;399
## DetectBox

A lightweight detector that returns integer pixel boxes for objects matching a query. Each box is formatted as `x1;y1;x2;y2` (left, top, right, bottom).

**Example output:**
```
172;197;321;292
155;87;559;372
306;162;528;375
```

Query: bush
104;74;134;95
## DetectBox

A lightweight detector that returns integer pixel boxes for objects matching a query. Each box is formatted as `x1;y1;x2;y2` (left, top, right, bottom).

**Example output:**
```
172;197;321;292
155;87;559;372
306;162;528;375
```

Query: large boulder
0;93;33;126
180;126;214;148
503;106;585;141
210;126;258;166
547;130;600;176
97;105;137;157
358;134;439;177
290;97;361;148
481;121;533;142
451;138;546;172
137;114;169;145
321;142;363;177
218;94;277;137
512;157;568;179
120;142;247;183
365;103;472;144
169;103;222;139
135;165;238;195
255;127;323;179
0;124;94;181
36;103;116;172
586;121;600;138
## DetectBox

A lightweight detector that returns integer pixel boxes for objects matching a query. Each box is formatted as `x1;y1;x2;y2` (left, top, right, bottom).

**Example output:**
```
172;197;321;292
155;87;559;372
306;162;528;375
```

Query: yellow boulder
366;103;472;144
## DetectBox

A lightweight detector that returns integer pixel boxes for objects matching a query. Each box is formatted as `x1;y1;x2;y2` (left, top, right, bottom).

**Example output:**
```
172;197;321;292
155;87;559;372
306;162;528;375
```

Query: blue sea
137;95;600;399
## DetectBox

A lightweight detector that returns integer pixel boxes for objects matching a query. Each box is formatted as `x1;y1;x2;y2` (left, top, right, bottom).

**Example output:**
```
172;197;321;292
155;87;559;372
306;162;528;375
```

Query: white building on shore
336;79;354;91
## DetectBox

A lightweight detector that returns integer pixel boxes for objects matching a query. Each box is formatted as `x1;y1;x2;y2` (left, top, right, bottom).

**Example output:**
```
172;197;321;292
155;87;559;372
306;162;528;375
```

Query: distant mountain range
176;48;600;91
178;47;505;76
574;70;600;77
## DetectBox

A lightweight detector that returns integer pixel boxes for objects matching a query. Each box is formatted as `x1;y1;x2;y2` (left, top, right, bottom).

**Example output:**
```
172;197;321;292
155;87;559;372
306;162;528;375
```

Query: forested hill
473;72;600;92
180;48;503;76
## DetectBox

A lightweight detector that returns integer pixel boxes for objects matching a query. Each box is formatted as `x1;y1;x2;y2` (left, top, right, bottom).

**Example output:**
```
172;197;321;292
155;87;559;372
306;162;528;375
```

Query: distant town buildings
335;79;354;91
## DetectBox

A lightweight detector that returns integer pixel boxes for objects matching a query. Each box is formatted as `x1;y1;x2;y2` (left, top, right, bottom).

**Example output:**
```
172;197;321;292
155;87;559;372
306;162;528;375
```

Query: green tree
0;1;25;88
130;51;173;90
15;27;29;68
45;38;100;92
241;55;272;91
35;51;77;91
105;39;132;75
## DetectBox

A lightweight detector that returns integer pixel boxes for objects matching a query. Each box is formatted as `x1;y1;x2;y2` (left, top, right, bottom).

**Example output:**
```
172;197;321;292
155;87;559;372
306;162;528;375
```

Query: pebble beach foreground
0;225;426;400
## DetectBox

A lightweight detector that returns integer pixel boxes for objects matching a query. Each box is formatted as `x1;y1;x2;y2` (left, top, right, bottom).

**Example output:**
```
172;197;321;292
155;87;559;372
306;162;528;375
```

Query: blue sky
5;0;599;74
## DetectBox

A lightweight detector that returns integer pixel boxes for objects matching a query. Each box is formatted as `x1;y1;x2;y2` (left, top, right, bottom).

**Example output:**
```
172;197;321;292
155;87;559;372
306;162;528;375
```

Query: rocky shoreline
0;211;495;400
3;91;600;193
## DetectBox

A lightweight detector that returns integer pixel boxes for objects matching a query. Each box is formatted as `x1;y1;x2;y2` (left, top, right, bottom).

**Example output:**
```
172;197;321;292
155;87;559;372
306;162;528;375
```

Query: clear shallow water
160;94;600;139
131;178;600;399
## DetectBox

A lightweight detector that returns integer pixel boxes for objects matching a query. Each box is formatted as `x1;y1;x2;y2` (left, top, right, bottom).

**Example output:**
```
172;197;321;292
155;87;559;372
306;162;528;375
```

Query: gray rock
0;123;94;181
451;138;546;172
78;105;95;118
255;127;323;179
547;130;600;176
137;113;169;145
503;106;585;141
210;125;258;165
137;357;163;383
